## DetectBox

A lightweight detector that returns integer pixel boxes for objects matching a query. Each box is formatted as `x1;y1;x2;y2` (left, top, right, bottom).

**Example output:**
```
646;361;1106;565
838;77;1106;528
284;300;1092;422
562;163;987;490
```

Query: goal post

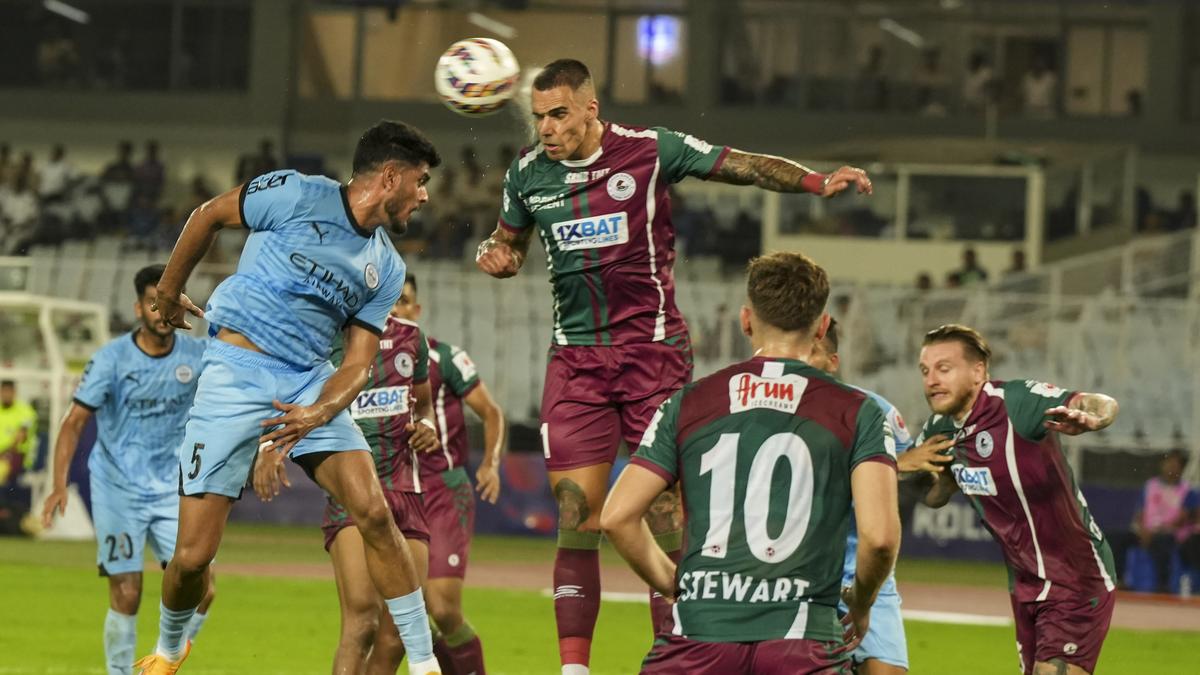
0;292;109;541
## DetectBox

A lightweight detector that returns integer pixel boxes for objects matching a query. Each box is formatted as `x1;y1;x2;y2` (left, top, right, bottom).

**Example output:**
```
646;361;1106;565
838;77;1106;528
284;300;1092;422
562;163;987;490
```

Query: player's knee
643;490;683;536
428;601;463;634
172;540;217;575
109;577;142;614
554;479;603;532
351;499;395;542
340;608;380;648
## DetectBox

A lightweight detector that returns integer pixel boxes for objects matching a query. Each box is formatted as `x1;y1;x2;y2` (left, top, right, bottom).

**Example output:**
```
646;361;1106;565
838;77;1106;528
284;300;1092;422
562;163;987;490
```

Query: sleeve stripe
704;146;733;178
72;397;98;412
629;456;676;485
237;181;250;229
498;216;525;234
347;317;383;337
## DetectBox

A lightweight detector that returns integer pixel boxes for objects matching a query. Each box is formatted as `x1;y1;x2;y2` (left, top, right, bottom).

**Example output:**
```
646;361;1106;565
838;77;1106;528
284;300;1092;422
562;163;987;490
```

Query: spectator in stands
38;145;75;203
856;44;889;111
0;143;12;189
953;247;989;286
1170;191;1196;232
1021;55;1058;119
126;193;162;251
962;51;995;111
1126;89;1143;117
913;47;948;116
0;380;38;534
1005;249;1027;276
915;272;933;291
235;138;279;184
1110;450;1200;593
0;172;40;253
36;23;81;87
134;140;166;206
101;141;136;184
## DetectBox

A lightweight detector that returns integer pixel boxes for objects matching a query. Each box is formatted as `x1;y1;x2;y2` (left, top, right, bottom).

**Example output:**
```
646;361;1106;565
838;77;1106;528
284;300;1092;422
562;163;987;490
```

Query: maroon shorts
321;489;430;552
422;467;475;579
539;335;693;471
639;635;850;675
1012;590;1115;674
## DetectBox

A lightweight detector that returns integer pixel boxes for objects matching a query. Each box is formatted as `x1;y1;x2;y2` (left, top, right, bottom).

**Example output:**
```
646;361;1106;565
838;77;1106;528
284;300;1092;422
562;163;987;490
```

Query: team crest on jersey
394;353;414;378
728;373;807;414
174;365;193;384
364;263;380;290
952;465;998;496
551;212;629;251
350;386;409;419
606;172;636;201
976;430;995;459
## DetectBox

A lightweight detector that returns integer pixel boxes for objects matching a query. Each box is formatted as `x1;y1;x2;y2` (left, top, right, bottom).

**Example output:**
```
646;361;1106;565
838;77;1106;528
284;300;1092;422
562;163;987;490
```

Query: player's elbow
598;502;634;540
857;516;901;563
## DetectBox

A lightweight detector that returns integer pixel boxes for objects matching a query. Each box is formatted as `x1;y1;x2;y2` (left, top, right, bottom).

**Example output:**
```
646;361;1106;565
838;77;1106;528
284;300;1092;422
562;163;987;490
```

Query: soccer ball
435;38;520;116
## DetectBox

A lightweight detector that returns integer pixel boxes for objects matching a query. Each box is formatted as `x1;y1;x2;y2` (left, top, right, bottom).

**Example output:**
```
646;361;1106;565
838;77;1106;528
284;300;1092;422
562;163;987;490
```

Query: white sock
185;611;208;642
562;665;590;675
408;656;443;675
104;609;137;675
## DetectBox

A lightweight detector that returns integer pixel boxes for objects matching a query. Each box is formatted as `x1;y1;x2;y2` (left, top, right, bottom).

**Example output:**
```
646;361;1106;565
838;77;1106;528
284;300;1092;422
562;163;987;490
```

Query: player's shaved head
533;59;594;97
353;120;442;176
746;252;830;334
923;324;991;367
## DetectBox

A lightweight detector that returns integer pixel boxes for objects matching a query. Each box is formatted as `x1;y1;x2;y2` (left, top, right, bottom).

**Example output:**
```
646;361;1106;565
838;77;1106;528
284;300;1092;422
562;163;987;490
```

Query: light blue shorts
91;476;178;576
178;340;368;499
839;587;908;670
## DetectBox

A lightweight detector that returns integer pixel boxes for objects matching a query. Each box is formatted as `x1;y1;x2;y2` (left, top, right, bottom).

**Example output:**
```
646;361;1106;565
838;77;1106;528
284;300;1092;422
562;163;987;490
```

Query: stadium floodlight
43;0;89;24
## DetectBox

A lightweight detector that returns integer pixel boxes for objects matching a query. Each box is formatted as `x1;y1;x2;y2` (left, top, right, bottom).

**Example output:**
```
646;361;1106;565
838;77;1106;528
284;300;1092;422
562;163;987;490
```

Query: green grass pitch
0;525;1192;674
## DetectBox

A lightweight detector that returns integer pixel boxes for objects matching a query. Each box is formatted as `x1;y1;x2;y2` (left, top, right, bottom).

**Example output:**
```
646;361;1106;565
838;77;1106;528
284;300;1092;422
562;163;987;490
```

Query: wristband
417;417;436;431
800;171;829;195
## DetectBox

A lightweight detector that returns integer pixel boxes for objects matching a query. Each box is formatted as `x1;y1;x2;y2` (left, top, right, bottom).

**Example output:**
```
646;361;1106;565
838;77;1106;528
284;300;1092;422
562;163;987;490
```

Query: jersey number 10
699;432;814;564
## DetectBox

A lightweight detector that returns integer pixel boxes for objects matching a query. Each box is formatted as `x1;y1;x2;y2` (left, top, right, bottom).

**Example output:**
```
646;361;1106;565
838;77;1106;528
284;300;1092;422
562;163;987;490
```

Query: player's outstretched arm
844;460;901;648
405;381;441;454
259;324;379;454
708;150;873;198
600;465;676;599
463;382;506;504
41;402;92;528
156;186;245;329
475;225;534;279
1044;392;1119;436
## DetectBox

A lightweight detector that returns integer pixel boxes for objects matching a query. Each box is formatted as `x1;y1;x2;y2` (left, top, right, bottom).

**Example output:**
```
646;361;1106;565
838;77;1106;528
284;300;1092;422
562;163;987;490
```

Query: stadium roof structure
807;137;1131;170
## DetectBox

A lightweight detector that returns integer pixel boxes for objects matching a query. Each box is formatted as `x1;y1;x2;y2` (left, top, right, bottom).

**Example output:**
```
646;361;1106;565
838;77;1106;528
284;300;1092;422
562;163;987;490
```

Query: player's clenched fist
406;418;441;454
475;238;523;278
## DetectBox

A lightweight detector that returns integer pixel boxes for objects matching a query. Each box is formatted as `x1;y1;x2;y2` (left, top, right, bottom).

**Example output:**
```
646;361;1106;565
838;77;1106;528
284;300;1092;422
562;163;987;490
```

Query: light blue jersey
74;331;208;497
841;386;913;668
205;170;406;368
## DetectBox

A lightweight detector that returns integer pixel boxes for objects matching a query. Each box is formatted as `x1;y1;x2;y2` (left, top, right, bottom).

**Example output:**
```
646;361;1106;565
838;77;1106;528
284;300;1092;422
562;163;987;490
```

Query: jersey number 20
699;432;813;564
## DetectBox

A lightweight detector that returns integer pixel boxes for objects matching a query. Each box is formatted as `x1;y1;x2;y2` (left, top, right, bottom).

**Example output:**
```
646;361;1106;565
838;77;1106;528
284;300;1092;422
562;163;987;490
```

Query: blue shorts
178;340;368;499
91;476;178;576
839;584;908;670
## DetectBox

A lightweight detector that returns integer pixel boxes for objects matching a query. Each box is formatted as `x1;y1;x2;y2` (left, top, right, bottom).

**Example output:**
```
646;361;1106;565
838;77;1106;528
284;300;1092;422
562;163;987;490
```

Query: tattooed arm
476;224;536;279
1044;392;1119;435
709;150;873;197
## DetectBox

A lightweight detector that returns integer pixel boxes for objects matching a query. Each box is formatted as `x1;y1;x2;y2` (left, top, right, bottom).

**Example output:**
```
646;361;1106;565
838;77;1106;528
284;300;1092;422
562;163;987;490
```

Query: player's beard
927;387;973;418
384;196;408;234
140;314;174;340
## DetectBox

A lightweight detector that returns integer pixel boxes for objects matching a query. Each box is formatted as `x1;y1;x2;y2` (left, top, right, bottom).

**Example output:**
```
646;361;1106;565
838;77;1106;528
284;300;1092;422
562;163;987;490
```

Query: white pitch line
902;609;1012;626
542;588;649;604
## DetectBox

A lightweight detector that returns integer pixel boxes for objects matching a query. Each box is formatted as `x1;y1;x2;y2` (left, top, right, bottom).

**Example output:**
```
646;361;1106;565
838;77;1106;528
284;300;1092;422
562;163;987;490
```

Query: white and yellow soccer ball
434;38;520;116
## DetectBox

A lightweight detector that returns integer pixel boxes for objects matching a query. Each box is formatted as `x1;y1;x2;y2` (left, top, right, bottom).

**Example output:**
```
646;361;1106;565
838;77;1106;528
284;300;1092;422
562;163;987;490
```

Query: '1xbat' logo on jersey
551;212;629;252
728;373;807;414
350;386;409;419
952;465;998;496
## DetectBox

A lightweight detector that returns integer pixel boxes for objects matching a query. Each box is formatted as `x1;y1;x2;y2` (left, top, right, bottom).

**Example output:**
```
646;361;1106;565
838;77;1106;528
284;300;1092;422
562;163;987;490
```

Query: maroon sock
433;638;457;674
445;636;485;675
554;546;601;667
649;547;682;636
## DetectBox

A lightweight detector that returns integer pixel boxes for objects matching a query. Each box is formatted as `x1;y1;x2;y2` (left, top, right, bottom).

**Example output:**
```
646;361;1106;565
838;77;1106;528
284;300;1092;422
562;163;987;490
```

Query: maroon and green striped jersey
330;316;428;492
499;122;730;346
632;357;897;643
918;380;1117;602
418;336;481;479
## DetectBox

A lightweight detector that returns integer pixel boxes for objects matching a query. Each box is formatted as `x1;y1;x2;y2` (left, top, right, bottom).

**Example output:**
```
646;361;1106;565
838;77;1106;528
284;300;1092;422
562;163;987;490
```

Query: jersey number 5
187;442;204;480
699;432;814;564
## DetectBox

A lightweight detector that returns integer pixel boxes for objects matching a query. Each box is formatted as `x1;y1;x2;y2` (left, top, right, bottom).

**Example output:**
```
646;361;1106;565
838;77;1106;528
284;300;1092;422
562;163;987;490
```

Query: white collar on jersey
558;145;603;168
